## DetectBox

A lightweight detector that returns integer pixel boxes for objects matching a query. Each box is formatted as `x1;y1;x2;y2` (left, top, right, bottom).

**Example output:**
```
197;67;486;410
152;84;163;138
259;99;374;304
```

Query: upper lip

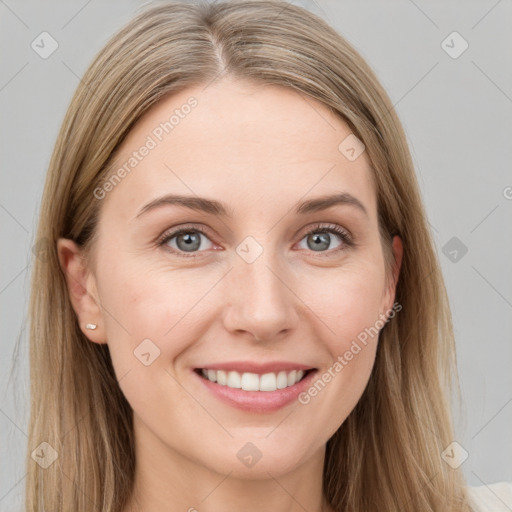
194;361;316;375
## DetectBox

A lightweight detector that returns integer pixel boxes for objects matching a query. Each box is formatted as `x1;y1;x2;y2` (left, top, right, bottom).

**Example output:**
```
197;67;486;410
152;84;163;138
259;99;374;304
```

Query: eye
296;223;353;254
157;225;215;258
157;222;354;258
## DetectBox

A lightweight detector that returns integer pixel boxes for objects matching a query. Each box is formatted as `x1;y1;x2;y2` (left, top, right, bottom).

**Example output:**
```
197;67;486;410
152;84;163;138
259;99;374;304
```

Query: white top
467;481;512;511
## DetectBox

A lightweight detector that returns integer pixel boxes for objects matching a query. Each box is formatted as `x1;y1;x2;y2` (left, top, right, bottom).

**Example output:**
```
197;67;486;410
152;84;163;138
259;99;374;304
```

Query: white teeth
199;368;309;391
241;372;260;391
227;371;241;388
259;372;276;391
276;371;288;389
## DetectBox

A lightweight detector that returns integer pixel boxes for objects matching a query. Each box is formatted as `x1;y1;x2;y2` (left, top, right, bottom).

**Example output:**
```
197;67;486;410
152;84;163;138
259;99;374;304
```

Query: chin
191;439;315;479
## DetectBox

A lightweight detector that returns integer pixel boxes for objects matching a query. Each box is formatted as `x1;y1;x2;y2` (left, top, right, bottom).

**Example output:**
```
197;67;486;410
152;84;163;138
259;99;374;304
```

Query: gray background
1;0;511;509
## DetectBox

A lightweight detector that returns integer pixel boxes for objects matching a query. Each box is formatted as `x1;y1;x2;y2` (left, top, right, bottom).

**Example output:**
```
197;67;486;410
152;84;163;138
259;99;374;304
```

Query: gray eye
307;232;330;251
299;231;343;252
171;231;206;252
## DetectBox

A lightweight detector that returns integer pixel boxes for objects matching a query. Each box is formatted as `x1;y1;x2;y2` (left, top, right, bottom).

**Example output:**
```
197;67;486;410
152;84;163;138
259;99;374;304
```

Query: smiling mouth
194;368;316;392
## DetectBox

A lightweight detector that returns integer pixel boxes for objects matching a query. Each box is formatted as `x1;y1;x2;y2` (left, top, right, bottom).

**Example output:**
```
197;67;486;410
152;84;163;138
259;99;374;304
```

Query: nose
221;249;299;343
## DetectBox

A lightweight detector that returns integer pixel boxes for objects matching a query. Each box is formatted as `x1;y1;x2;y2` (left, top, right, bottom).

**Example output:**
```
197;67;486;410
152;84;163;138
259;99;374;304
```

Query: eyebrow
135;192;369;219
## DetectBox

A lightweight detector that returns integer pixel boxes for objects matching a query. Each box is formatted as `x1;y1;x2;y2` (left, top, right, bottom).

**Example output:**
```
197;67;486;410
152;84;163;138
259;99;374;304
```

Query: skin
58;76;402;512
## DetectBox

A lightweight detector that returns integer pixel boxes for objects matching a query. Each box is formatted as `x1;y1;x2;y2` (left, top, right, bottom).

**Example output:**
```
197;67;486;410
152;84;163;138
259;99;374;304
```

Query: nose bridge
222;235;298;340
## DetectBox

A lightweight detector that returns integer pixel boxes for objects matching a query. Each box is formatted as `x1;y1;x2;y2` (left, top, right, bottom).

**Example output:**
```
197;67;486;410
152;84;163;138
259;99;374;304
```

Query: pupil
178;232;200;252
309;232;329;251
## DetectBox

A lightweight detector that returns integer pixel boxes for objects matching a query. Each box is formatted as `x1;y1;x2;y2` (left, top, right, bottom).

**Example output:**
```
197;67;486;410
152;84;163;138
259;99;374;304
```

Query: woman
25;1;511;511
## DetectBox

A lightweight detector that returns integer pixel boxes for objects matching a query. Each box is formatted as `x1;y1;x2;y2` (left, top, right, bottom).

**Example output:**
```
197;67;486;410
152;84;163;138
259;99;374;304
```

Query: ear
57;238;107;344
382;235;403;316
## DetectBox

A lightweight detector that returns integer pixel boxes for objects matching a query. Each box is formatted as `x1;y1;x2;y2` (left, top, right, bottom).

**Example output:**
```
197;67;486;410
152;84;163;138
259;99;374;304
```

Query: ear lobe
57;238;107;344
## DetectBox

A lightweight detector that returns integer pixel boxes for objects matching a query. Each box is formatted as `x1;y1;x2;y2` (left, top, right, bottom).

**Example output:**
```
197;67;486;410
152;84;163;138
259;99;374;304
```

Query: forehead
101;77;376;222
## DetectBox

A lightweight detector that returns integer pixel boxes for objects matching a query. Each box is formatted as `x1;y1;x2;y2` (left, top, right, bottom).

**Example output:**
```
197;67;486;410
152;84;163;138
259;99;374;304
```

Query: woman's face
62;77;401;480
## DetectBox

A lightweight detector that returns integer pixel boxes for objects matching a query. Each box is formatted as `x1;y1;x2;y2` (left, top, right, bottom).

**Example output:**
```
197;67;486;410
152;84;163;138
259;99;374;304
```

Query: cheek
94;263;206;421
95;257;220;371
297;266;386;420
302;262;386;355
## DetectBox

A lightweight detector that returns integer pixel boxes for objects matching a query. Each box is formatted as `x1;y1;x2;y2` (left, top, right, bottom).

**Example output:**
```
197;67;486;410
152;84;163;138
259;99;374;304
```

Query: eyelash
156;222;354;258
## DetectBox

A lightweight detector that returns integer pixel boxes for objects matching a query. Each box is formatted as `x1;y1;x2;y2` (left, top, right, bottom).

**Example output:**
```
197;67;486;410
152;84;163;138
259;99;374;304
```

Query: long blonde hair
25;1;471;510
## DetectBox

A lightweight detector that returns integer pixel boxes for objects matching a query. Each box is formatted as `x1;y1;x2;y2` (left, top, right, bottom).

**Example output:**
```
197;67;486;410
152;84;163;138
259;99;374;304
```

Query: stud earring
85;323;97;330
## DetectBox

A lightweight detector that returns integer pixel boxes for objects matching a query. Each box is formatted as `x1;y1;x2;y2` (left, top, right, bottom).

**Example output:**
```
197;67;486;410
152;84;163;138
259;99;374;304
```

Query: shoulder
466;481;512;511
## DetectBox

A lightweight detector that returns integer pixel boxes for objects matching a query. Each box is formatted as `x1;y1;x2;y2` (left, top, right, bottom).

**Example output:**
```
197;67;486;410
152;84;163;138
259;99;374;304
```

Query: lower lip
192;369;318;413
